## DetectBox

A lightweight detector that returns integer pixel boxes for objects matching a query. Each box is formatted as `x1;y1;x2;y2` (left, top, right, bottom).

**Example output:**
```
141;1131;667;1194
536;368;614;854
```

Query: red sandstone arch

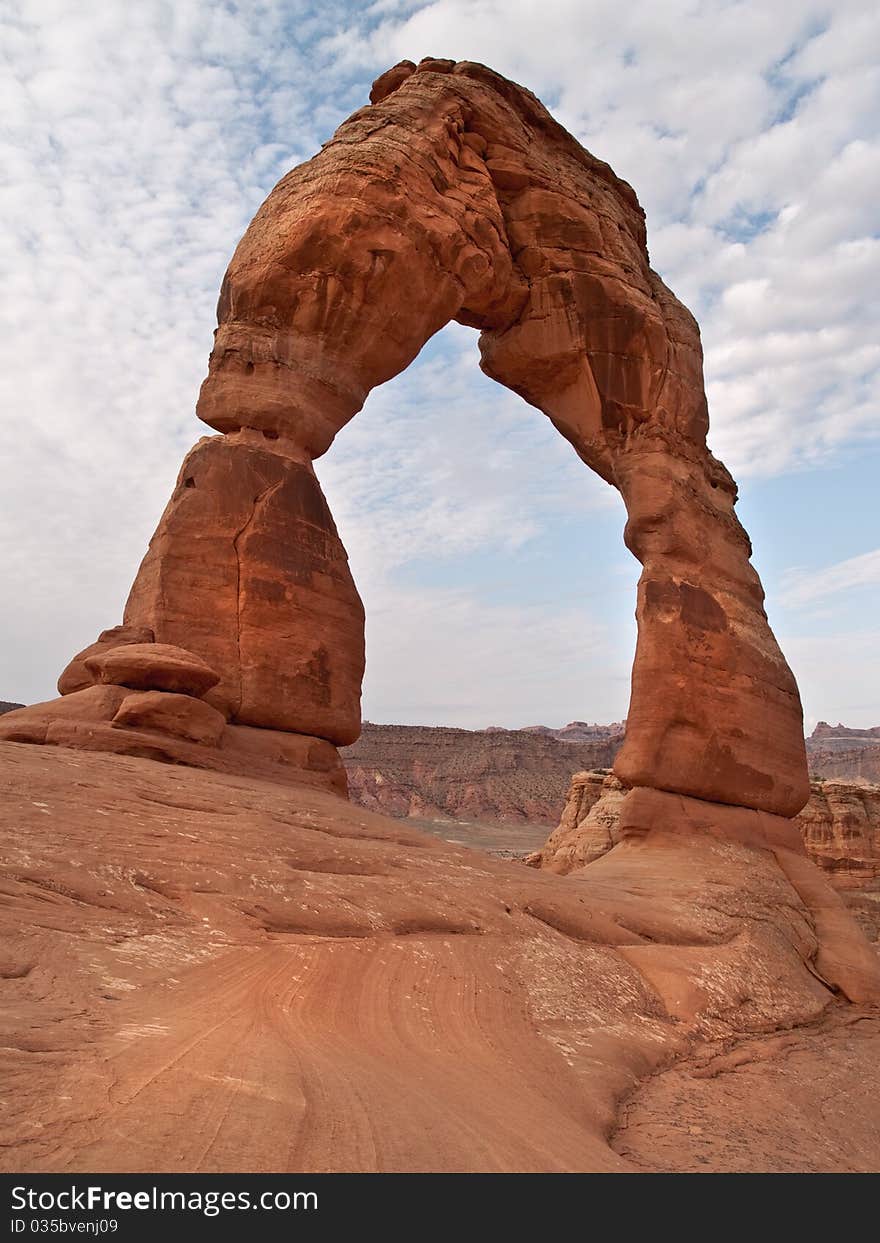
7;59;810;819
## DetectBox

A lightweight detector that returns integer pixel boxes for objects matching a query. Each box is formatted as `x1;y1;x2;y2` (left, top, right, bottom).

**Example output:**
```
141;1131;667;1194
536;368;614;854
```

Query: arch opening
311;319;637;731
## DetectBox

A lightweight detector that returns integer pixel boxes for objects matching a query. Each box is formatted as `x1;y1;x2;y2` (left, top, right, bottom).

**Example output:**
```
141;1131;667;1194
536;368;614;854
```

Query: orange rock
23;60;809;816
122;438;364;744
617;785;807;854
84;642;221;697
0;685;128;744
221;723;348;796
57;624;154;695
2;738;878;1173
796;779;880;886
112;690;227;746
772;847;880;1004
369;59;415;103
188;59;807;813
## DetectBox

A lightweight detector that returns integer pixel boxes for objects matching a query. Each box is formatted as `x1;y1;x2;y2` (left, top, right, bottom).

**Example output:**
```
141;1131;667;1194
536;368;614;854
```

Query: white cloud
316;324;617;582
360;582;632;728
323;0;880;479
780;548;880;608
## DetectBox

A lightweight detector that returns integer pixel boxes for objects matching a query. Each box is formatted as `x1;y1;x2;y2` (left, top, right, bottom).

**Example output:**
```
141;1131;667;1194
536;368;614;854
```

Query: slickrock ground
342;723;622;825
613;1010;880;1172
2;739;879;1174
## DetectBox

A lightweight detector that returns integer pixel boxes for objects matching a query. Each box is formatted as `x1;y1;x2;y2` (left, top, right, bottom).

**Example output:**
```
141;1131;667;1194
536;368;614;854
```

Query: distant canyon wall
806;722;880;783
341;722;624;825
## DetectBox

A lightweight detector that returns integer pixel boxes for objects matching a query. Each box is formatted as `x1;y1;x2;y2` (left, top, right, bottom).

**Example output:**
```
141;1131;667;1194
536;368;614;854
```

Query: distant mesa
485;720;626;741
811;722;880;740
806;722;880;782
342;722;625;825
343;720;880;829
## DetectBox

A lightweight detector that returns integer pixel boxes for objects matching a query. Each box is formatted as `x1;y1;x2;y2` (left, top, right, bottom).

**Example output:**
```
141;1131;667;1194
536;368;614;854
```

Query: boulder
84;643;221;698
57;625;154;695
112;691;227;746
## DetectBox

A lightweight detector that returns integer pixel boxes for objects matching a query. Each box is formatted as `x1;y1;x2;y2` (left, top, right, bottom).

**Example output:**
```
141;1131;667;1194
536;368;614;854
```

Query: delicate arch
51;59;810;816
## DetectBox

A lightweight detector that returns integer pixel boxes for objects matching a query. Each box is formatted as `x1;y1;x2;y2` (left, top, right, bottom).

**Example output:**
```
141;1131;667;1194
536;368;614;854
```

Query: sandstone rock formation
535;770;880;882
521;720;627;743
342;722;623;824
527;770;628;872
84;642;222;698
797;779;880;888
2;60;879;1171
0;56;808;818
2;738;879;1174
806;722;880;783
533;770;880;953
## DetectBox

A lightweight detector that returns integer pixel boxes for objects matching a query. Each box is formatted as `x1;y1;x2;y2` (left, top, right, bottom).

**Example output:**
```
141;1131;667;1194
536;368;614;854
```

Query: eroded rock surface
342;723;623;824
526;771;628;871
806;722;880;783
797;779;880;887
535;770;880;957
1;740;877;1174
538;770;880;886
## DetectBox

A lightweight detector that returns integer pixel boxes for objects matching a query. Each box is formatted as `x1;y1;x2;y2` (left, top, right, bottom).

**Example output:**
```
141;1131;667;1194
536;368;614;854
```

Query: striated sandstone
0;685;346;797
1;739;878;1173
795;779;880;887
808;745;880;783
525;771;628;872
342;723;622;824
538;770;880;885
805;722;880;783
535;769;880;955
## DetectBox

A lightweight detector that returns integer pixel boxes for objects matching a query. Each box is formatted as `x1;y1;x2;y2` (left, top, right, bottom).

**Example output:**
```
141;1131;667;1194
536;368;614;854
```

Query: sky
1;0;878;731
